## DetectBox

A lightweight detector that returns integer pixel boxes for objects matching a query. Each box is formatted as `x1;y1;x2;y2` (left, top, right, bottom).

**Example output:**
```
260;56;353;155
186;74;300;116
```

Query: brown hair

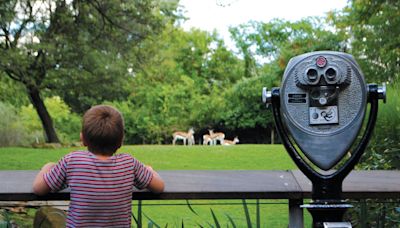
82;105;124;155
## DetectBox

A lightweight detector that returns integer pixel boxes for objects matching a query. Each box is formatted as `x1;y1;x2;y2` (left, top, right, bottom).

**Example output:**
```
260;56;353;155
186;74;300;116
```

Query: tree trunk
271;128;275;144
27;86;60;143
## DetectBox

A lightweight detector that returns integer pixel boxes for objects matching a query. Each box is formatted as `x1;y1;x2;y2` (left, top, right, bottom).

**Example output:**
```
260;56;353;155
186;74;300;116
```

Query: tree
328;0;400;170
230;18;347;76
122;25;243;143
229;24;258;78
221;18;346;143
329;0;400;82
0;0;179;142
0;72;29;107
327;0;400;171
327;2;400;225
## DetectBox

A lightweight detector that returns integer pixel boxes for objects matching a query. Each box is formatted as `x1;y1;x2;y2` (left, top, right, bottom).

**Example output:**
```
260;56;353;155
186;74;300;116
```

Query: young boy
33;105;164;227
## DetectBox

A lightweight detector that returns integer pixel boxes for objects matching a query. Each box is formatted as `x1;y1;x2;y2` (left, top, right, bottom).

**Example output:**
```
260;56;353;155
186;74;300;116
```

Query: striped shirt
44;151;153;228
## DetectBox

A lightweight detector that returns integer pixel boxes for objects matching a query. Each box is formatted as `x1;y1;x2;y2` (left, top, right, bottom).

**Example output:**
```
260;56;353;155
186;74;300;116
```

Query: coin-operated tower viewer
262;51;386;228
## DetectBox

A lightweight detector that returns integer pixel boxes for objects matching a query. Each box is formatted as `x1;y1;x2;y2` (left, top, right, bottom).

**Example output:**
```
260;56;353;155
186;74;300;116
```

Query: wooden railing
1;170;399;227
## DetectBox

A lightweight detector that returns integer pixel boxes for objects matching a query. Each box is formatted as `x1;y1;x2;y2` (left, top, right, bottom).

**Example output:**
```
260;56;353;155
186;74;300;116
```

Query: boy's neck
89;150;114;160
94;154;112;160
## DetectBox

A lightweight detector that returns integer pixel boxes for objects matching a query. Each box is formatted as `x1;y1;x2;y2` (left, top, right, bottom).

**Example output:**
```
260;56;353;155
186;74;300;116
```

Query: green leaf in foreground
225;213;237;228
256;199;260;228
242;199;252;228
143;212;161;228
210;208;221;228
185;200;198;215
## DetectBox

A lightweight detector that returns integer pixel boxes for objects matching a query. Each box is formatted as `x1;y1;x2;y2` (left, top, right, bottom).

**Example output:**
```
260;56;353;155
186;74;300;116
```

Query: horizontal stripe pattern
44;150;153;227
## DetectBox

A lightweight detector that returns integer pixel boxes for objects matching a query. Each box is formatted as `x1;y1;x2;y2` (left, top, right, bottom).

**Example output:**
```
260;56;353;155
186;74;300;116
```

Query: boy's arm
32;162;55;196
146;166;165;193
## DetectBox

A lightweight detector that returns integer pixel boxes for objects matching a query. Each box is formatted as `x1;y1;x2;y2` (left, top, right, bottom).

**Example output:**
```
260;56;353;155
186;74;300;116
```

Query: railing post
138;200;142;228
289;199;304;228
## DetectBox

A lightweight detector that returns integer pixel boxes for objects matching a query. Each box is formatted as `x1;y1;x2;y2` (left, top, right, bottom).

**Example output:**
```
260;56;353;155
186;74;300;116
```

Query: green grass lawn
0;144;312;227
0;144;296;170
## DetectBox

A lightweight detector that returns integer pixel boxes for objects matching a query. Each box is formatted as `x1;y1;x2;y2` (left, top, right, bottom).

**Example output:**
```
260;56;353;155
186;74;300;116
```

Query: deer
172;128;195;145
203;134;213;145
222;136;239;146
209;129;225;145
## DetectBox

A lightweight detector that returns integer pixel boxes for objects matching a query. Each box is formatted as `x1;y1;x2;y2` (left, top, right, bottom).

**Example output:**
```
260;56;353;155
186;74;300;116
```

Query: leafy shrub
345;199;400;228
19;97;81;144
119;74;213;144
360;83;400;170
0;102;29;146
350;83;400;228
221;76;275;130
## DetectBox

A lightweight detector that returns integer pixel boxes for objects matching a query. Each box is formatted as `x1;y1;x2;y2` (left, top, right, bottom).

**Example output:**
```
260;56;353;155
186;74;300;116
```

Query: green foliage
204;39;244;84
225;213;237;228
221;76;275;130
1;1;399;226
132;200;143;228
46;0;180;113
0;75;29;107
0;102;29;146
117;26;246;144
242;199;252;228
46;97;81;143
210;208;221;228
0;209;12;228
0;6;350;145
230;18;347;79
345;199;400;228
328;0;400;174
337;1;400;173
359;83;400;169
330;0;400;83
0;0;397;148
20;97;80;144
179;199;267;228
121;74;204;144
0;0;180;142
222;18;346;141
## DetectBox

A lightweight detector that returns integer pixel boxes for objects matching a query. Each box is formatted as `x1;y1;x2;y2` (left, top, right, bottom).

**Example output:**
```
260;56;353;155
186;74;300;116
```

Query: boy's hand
145;165;165;193
33;162;56;196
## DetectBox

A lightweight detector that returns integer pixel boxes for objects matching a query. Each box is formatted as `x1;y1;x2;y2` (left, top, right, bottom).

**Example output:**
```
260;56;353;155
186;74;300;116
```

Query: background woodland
0;0;399;169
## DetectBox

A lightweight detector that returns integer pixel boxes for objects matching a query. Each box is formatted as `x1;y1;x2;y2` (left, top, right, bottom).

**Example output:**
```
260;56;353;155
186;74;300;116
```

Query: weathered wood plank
0;170;399;201
0;170;302;201
291;170;400;199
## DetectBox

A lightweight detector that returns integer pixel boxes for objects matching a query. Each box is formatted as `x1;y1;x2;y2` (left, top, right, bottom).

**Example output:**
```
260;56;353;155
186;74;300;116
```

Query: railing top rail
0;170;399;201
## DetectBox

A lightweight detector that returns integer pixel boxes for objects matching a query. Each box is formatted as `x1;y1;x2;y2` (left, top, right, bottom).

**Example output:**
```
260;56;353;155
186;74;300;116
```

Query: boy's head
81;105;124;155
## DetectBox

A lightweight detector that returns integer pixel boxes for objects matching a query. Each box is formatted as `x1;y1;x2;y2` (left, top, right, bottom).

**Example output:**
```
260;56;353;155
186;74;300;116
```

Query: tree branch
88;0;144;40
1;27;11;49
36;50;47;86
3;68;22;82
11;1;34;48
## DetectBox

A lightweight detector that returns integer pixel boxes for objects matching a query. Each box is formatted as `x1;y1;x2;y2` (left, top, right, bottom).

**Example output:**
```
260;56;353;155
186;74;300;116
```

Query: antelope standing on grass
209;129;225;145
203;134;213;145
222;137;239;146
172;128;195;145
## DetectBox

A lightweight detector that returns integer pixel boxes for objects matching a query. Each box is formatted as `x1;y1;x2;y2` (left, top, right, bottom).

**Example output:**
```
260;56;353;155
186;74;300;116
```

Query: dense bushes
359;83;400;169
108;73;278;145
0;97;80;147
0;102;29;146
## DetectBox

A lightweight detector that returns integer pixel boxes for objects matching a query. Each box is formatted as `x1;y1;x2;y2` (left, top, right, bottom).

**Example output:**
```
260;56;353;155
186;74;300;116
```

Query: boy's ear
117;136;124;149
80;132;88;146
